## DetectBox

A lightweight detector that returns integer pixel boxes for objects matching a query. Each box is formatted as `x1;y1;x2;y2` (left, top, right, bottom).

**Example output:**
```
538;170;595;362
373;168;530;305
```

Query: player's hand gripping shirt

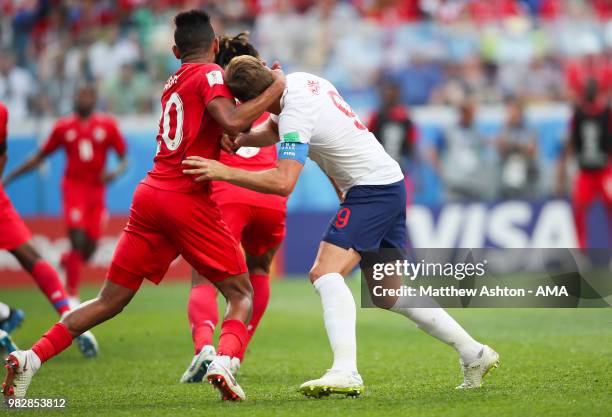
274;72;403;193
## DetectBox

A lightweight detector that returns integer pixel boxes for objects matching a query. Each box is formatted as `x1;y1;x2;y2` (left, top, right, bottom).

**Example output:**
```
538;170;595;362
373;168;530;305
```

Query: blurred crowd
0;0;611;119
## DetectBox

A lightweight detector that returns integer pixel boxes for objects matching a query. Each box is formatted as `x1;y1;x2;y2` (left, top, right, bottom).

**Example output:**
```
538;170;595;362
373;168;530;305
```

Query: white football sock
0;302;10;321
391;301;483;364
313;273;358;374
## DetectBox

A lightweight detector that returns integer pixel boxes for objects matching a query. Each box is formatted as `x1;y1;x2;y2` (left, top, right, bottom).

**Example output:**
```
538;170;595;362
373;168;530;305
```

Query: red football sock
61;251;83;297
238;273;270;360
188;284;218;354
30;261;70;315
217;319;247;359
31;323;73;363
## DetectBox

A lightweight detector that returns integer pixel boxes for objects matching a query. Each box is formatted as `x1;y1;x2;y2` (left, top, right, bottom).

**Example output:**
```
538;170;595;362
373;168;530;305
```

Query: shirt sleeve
41;122;63;155
277;92;318;145
201;65;234;106
107;118;127;157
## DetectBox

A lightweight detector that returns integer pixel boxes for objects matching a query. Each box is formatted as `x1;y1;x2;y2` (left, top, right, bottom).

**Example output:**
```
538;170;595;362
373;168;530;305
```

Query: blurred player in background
557;79;612;249
4;84;128;306
0;100;97;357
183;56;498;397
180;33;287;383
2;10;286;402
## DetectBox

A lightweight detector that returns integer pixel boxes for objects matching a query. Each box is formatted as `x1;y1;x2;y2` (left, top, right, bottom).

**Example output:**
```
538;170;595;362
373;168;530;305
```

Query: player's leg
599;166;612;243
204;272;252;401
2;279;137;399
166;192;251;400
572;170;597;249
376;209;498;389
181;203;249;382
238;206;286;359
61;228;96;304
180;271;219;383
10;242;71;317
299;241;363;397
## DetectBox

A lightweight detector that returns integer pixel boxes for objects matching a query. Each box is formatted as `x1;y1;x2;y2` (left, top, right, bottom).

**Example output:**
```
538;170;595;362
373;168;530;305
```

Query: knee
98;293;129;317
309;266;326;284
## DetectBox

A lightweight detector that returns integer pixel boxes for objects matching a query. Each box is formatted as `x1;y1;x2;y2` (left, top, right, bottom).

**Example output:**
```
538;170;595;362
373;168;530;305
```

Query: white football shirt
273;72;404;193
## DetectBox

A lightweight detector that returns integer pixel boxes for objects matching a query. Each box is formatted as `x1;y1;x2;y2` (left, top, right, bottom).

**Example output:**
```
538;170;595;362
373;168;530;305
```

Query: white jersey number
78;139;93;162
328;91;367;131
159;92;184;152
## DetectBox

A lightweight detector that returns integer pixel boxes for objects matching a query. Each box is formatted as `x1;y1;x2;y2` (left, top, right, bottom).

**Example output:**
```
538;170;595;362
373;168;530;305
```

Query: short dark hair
225;55;274;102
215;32;259;68
174;9;215;56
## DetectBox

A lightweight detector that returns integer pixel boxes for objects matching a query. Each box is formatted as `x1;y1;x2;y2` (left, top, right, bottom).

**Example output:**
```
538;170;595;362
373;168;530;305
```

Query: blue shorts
323;180;407;253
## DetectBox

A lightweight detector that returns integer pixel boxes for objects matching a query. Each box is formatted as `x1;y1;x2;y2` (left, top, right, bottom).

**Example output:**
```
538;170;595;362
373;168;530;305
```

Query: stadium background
1;0;612;284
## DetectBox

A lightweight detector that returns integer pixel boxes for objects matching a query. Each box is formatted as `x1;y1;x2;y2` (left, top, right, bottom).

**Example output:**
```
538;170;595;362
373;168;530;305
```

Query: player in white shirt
182;56;499;396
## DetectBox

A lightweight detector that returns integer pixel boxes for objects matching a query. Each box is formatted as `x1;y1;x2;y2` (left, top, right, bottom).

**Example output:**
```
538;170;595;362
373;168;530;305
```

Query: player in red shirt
557;79;612;248
3;10;285;401
180;33;287;383
4;84;128;306
0;100;98;357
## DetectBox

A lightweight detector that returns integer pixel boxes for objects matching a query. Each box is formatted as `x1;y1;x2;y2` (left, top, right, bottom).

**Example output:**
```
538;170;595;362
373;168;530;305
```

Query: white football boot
76;331;99;358
456;345;499;389
1;350;41;399
229;357;241;376
205;355;246;401
180;345;216;383
299;369;364;398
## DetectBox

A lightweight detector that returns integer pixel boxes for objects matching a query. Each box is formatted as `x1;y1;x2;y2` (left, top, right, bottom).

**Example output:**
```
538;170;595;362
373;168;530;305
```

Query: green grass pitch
2;278;611;417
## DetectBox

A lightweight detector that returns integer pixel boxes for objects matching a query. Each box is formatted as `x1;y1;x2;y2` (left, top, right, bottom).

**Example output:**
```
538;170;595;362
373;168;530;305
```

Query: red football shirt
42;113;127;187
144;62;234;193
213;112;287;210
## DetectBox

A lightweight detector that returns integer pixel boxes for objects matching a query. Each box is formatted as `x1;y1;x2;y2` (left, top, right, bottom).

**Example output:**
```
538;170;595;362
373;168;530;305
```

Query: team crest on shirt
236;146;260;158
307;80;320;95
94;127;106;142
206;70;224;87
65;129;77;142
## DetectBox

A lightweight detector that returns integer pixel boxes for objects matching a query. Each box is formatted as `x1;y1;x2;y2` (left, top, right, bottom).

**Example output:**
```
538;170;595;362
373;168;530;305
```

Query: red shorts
0;188;31;250
108;183;247;291
62;180;107;240
220;203;286;257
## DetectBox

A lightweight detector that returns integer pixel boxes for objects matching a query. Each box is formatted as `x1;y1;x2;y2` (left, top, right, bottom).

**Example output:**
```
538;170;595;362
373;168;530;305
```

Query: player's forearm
226;79;285;136
225;167;291;196
0;154;6;179
237;128;279;148
3;154;43;184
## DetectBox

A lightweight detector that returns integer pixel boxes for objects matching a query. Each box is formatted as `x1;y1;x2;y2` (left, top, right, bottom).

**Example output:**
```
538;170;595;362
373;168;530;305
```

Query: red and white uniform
212;112;287;256
41;113;126;239
109;63;247;290
0;101;32;250
569;103;612;248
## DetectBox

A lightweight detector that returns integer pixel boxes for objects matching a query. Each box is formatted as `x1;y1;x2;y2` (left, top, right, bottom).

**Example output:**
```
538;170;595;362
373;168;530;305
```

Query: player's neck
181;51;215;65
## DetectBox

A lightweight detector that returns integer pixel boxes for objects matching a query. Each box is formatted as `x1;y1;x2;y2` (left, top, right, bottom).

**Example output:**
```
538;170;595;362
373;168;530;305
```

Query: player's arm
207;70;285;137
103;121;129;184
3;149;47;186
182;142;308;196
221;118;279;154
103;154;128;184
